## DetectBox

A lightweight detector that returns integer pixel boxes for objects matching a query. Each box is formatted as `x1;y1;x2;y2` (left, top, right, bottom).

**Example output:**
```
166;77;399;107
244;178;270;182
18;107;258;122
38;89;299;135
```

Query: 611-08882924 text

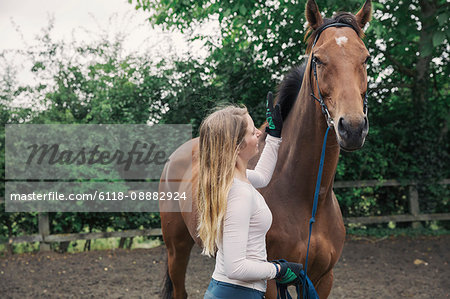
99;191;187;201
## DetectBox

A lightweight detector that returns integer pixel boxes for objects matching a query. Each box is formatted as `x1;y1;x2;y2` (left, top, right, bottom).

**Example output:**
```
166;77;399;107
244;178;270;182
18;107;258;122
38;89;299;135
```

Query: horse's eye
364;56;370;65
313;56;323;65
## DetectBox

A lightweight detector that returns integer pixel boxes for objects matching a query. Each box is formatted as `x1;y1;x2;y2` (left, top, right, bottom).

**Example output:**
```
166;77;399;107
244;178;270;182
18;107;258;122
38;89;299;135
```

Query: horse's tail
161;257;173;299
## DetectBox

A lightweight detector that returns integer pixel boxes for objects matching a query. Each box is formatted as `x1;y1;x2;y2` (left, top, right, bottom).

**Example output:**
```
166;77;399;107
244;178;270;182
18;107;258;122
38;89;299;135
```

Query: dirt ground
0;235;448;299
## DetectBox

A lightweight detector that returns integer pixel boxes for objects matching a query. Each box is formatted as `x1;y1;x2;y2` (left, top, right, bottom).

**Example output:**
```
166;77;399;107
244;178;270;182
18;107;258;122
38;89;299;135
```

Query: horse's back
159;137;201;245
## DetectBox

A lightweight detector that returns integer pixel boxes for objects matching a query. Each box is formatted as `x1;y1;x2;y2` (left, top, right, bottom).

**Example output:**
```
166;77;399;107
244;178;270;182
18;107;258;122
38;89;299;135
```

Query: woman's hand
265;92;283;138
272;260;303;285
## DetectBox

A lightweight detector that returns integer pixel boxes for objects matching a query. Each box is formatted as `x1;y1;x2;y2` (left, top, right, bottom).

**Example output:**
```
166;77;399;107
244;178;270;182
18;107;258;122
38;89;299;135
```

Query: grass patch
67;236;162;252
0;236;162;256
0;242;40;256
347;226;450;238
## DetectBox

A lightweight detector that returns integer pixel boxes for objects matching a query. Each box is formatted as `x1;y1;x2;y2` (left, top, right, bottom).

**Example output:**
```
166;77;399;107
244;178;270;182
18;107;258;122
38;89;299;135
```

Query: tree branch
381;50;416;78
438;2;449;10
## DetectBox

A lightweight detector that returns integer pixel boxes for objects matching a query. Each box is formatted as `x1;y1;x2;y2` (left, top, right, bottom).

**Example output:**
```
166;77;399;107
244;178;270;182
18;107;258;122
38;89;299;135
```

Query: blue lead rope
275;269;317;299
302;126;330;299
276;126;330;299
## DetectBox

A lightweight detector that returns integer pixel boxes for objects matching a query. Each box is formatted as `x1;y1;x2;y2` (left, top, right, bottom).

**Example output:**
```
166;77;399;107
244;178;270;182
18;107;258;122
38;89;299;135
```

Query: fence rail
1;179;449;251
335;179;450;226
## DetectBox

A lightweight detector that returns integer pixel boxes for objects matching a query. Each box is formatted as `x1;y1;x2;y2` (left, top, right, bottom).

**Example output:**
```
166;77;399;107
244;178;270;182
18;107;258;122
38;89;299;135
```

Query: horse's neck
279;75;340;205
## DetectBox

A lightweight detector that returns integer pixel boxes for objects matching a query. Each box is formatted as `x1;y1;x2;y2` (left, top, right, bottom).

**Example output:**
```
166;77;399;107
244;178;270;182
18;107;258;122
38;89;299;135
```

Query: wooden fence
334;179;450;225
1;179;449;252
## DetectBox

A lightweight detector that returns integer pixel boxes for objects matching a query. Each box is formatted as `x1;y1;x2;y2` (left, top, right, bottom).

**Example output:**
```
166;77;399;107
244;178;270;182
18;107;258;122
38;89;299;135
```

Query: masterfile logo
5;124;192;212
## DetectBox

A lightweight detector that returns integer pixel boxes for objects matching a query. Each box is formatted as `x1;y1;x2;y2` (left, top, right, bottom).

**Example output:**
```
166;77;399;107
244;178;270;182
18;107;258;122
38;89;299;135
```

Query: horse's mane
304;12;364;54
276;62;307;121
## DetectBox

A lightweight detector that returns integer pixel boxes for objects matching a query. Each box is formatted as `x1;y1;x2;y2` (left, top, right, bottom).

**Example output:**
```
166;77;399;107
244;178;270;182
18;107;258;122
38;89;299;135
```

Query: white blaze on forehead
335;36;348;47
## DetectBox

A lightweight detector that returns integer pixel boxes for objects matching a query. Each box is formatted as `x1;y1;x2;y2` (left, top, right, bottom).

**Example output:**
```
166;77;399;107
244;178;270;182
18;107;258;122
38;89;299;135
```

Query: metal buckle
321;104;334;127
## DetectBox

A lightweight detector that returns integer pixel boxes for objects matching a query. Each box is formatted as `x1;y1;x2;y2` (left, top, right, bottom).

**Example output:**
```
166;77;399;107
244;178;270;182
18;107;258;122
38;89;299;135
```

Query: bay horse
159;0;372;297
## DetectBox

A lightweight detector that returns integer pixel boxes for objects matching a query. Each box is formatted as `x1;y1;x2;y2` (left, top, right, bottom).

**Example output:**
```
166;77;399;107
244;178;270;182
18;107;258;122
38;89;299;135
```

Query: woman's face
238;114;262;161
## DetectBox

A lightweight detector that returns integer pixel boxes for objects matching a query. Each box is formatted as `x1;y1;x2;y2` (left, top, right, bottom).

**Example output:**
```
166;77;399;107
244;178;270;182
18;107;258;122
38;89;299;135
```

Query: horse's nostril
338;117;348;137
363;116;369;131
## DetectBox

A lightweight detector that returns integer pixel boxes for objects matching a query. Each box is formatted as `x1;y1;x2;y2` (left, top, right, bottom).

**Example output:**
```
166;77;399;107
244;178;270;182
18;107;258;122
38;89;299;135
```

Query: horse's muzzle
336;116;369;151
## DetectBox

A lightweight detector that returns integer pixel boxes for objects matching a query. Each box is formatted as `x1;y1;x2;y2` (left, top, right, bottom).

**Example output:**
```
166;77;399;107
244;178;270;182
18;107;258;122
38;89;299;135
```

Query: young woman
197;93;303;299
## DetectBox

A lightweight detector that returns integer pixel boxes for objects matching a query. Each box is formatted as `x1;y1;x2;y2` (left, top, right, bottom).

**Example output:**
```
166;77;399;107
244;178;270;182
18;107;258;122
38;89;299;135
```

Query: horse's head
305;0;372;151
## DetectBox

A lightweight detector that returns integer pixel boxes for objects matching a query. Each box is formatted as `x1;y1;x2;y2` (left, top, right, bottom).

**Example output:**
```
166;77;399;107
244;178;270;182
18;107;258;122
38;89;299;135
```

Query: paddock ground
0;235;448;298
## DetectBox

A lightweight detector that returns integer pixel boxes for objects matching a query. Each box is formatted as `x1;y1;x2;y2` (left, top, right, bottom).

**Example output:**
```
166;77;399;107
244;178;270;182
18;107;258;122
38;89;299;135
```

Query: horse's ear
305;0;323;30
355;0;372;29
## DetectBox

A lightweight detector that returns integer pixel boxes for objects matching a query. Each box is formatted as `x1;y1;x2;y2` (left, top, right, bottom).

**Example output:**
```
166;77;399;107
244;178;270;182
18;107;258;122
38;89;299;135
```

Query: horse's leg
265;280;278;299
161;211;195;299
315;269;334;298
264;274;335;299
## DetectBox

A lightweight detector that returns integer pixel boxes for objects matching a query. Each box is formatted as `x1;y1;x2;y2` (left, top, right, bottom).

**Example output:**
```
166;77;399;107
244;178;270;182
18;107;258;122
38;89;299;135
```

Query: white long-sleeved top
211;135;282;292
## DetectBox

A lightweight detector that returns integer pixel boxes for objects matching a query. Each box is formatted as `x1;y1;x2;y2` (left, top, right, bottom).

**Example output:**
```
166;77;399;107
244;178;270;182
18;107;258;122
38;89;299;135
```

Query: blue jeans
204;278;265;299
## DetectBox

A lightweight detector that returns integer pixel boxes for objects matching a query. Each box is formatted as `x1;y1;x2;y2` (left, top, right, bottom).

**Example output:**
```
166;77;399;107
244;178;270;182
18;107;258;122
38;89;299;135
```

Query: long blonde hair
197;105;248;257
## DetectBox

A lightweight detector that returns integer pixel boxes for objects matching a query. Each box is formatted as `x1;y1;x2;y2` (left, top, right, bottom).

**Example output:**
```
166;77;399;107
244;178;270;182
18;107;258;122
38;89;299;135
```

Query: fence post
408;185;422;229
38;213;50;251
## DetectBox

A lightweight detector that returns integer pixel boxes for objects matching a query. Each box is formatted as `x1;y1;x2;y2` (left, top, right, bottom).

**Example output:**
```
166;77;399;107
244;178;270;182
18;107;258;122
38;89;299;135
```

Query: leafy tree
129;0;449;220
0;21;178;250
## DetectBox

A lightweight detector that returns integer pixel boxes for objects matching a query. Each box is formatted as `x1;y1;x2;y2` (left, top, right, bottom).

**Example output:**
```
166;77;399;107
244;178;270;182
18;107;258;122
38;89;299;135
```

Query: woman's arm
247;92;283;188
246;135;282;188
222;185;278;281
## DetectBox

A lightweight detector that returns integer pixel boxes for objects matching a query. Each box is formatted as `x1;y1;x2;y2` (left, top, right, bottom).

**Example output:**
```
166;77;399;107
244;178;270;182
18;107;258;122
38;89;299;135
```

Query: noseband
309;23;369;128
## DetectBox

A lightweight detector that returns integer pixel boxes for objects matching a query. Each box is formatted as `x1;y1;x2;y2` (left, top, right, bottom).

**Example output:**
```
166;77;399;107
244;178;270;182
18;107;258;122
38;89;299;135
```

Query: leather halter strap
309;23;369;128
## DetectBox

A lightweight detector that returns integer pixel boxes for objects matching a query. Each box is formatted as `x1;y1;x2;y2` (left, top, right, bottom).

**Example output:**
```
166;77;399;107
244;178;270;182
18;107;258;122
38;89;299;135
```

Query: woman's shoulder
227;179;257;213
228;178;255;201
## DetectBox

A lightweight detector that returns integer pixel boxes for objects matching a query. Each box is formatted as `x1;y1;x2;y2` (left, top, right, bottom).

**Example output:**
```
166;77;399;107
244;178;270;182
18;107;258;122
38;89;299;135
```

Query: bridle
309;23;369;128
